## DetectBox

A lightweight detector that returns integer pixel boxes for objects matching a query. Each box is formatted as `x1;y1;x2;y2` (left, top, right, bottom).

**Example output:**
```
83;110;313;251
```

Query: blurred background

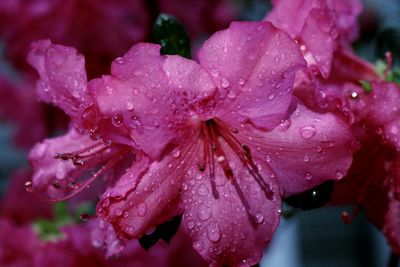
0;0;399;266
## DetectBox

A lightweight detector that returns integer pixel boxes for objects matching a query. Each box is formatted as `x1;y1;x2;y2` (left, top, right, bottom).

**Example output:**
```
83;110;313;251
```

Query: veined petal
89;43;215;158
29;127;113;199
97;141;201;239
198;21;306;130
27;40;91;117
181;141;281;267
240;104;354;196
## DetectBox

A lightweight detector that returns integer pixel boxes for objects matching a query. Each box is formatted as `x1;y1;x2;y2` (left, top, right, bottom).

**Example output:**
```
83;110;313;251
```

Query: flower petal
198;21;306;130
181;139;281;266
27;39;90;117
89;43;216;158
29;127;111;199
97;142;202;239
241;104;354;196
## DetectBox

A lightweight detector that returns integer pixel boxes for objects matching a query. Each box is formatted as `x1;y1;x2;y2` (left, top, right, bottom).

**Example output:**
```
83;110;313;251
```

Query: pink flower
266;0;362;77
28;21;354;266
0;0;150;77
331;82;400;255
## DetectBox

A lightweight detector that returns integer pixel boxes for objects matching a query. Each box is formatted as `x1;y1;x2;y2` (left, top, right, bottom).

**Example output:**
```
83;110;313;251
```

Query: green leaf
152;14;191;59
359;80;373;93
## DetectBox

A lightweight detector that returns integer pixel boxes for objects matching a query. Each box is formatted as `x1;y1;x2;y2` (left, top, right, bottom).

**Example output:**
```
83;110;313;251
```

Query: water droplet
390;125;399;135
197;184;209;196
207;224;221;242
102;198;110;208
238;78;246;86
125;226;135;235
115;57;124;64
125;100;134;111
115;209;123;216
112;114;123;127
217;156;225;162
305;172;313;181
303;154;310;162
210;69;219;77
123;211;129;218
227;90;237;99
106;86;113;95
198;205;211;221
172;149;181;158
221;78;230;88
255;214;264;224
350;91;358;99
25;181;32;192
300;126;316;139
137;203;147;216
268;93;275;100
336;171;344;179
187;220;195;229
193;241;204;251
265;154;272;162
168;163;173;168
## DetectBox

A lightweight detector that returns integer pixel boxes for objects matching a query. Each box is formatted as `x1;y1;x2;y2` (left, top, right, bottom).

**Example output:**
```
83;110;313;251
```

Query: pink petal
243;104;354;196
180;138;281;266
97;142;201;239
89;43;216;158
198;21;305;130
27;39;91;117
365;83;400;150
301;6;337;77
29;127;105;199
383;189;400;256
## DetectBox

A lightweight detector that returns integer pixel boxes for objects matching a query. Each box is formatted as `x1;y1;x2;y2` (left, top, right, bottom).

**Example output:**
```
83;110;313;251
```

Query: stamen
200;118;274;227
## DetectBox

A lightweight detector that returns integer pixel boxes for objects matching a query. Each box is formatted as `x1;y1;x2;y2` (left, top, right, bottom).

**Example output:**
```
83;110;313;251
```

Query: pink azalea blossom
266;0;362;77
28;21;354;266
331;82;400;255
0;0;150;77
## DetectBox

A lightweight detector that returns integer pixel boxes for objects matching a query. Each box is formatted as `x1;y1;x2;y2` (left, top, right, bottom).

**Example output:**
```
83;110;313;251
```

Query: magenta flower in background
0;0;150;78
266;0;362;78
27;20;354;266
331;81;400;256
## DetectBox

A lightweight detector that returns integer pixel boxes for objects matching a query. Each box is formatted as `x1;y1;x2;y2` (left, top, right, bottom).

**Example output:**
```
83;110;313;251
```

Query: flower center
200;118;274;226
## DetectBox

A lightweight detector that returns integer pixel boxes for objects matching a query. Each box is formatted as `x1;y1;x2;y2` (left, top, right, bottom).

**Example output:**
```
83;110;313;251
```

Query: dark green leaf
152;14;191;58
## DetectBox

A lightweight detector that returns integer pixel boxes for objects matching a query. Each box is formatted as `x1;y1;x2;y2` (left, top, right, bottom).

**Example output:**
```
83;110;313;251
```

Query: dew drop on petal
137;203;147;217
198;205;211;221
112;208;122;216
25;181;33;192
390;125;399;135
255;214;264;224
300;125;316;139
193;241;204;251
207;224;221;242
125;226;135;235
238;78;246;86
187;220;195;230
172;149;181;158
305;172;313;181
303;154;310;162
115;57;124;64
112;114;123;127
197;183;209;196
336;171;344;179
123;211;129;218
221;78;230;88
267;93;275;100
227;90;237;99
125;100;134;111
